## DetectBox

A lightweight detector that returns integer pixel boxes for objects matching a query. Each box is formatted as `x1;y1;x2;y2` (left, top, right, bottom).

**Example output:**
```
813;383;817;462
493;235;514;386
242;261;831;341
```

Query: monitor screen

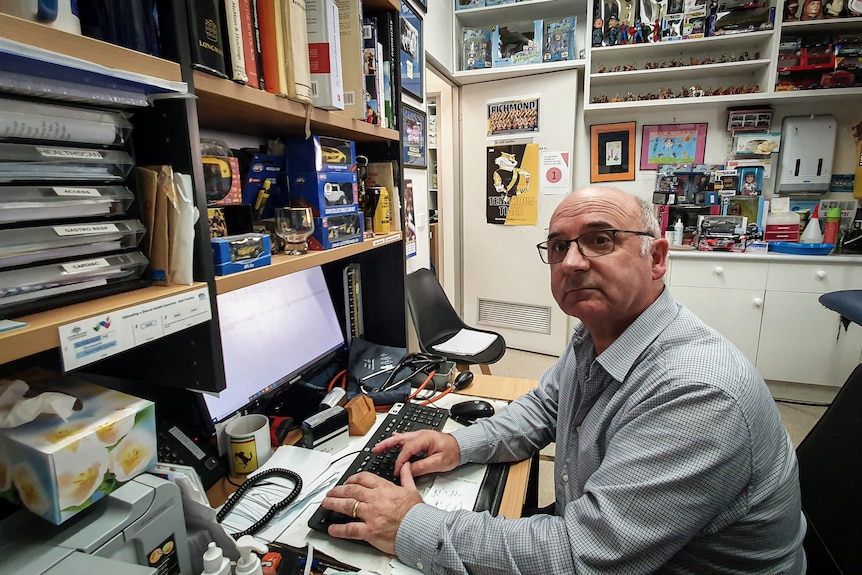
204;266;345;424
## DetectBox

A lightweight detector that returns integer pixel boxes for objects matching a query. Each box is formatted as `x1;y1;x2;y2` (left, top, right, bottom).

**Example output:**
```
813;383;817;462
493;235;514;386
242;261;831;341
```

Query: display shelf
0;282;209;364
589;30;775;66
0;13;181;83
455;0;579;28
590;58;771;87
193;71;399;142
781;17;862;34
454;58;584;85
215;232;402;294
584;85;862;112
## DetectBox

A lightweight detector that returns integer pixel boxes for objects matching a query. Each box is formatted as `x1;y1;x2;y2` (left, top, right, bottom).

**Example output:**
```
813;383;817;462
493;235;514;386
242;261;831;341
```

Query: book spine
306;0;345;110
273;0;289;95
223;0;249;83
333;0;365;120
187;0;228;78
375;40;386;128
281;0;313;104
361;18;379;125
238;0;260;88
379;12;397;131
256;0;282;94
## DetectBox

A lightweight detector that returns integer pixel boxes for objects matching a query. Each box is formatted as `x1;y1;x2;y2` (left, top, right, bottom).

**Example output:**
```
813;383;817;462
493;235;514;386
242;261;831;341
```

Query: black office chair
795;290;862;575
405;267;506;374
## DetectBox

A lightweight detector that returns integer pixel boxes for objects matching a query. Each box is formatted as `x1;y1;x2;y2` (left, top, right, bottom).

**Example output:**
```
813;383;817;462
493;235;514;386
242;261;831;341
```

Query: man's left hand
321;462;423;555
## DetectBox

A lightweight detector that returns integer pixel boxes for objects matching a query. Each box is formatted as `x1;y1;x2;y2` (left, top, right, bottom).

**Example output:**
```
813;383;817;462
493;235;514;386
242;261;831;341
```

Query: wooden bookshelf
0;13;181;83
364;0;400;11
193;71;399;142
0;283;209;364
215;232;402;294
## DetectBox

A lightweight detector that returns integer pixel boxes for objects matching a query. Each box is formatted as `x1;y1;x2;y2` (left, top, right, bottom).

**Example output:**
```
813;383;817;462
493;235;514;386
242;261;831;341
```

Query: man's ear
651;237;669;281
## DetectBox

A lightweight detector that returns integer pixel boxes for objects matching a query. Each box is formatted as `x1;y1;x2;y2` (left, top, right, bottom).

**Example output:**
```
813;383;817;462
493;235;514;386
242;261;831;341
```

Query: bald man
322;187;806;574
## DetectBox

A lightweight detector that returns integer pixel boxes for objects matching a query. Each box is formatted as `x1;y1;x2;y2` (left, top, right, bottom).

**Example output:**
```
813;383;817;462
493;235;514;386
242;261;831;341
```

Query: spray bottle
801;205;823;244
200;541;231;575
235;535;268;575
673;219;684;246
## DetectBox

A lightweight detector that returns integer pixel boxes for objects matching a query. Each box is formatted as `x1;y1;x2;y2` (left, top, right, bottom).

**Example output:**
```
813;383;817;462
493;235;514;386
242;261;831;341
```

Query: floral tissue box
0;376;156;524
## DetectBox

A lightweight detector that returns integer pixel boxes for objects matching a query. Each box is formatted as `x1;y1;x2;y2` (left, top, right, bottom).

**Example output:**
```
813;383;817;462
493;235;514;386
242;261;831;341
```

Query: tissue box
0;376;156;524
309;214;364;250
211;233;272;275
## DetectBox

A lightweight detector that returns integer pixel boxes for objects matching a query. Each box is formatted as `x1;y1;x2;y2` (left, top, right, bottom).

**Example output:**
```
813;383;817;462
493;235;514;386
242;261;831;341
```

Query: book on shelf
187;0;229;78
333;0;366;120
377;11;398;131
362;17;385;127
306;0;344;110
238;0;262;88
257;0;283;94
222;0;249;83
280;0;313;104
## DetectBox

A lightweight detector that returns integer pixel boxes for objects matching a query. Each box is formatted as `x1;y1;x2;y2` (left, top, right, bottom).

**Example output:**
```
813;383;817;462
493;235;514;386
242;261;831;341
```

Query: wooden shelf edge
364;0;399;11
0;13;181;82
193;71;399;142
0;282;210;364
215;232;403;295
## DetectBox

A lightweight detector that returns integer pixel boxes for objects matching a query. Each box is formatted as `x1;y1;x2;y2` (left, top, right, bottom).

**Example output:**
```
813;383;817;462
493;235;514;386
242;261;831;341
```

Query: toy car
323;182;349;205
321;146;348;164
821;70;855;88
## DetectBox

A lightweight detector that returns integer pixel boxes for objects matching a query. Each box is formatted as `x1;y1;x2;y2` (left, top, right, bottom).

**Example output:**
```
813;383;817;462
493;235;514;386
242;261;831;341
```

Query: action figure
607;15;621;45
631;19;645;42
824;0;844;16
783;0;800;20
592;17;605;46
801;0;824;19
492;152;532;203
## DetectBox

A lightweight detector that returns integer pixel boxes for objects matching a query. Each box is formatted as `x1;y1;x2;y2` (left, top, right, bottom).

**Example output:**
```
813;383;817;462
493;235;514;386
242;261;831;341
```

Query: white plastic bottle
801;205;823;244
201;541;231;575
673;219;684;246
235;535;268;575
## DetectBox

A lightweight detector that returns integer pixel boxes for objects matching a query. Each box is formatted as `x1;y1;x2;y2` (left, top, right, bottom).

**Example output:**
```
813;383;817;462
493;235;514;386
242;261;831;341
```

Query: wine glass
275;207;314;255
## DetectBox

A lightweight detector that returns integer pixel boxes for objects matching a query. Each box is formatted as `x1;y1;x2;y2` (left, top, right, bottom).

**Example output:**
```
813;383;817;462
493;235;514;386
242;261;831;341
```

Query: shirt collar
594;287;678;383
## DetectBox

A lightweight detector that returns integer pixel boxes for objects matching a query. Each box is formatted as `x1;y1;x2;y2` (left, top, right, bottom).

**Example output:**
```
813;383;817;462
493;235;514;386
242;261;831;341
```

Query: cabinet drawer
766;262;862;293
670;259;768;290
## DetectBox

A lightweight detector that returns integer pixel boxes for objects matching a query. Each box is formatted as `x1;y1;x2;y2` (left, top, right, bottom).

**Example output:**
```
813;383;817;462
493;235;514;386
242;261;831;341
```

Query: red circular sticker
546;168;562;183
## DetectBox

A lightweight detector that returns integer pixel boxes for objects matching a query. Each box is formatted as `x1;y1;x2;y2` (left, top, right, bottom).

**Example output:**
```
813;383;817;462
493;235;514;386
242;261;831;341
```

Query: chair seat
819;290;862;327
429;330;507;366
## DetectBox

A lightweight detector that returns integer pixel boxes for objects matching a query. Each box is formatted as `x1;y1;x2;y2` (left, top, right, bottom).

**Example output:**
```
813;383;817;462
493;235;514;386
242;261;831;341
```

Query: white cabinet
668;253;862;388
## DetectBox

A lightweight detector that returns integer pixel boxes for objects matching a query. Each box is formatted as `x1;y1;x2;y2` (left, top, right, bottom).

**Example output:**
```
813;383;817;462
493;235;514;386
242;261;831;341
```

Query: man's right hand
373;430;460;477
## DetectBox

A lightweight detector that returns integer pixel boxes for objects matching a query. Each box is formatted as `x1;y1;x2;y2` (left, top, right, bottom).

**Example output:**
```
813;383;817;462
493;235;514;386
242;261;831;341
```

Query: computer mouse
450;399;494;424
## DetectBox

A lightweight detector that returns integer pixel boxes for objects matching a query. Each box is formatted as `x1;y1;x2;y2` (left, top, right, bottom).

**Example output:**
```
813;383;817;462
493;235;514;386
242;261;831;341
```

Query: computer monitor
202;266;346;425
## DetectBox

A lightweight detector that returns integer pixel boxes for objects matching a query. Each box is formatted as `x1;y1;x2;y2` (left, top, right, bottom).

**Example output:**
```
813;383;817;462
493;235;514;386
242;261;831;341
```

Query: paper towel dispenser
776;115;837;194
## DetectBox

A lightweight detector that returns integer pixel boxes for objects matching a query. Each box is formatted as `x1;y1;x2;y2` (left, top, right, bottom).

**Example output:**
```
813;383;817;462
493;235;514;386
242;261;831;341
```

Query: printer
0;473;192;575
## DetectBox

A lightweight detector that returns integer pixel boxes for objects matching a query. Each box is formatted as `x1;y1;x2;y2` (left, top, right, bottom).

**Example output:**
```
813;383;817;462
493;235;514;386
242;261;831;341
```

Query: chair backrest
405;268;466;352
795;363;862;575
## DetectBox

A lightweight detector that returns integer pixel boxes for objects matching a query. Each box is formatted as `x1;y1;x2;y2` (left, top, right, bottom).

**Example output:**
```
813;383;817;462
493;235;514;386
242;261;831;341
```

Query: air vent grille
477;298;552;334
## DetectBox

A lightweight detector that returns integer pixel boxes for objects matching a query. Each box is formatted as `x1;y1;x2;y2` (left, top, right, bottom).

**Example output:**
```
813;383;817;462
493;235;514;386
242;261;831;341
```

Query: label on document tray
53;223;119;236
37;147;103;159
53;186;101;197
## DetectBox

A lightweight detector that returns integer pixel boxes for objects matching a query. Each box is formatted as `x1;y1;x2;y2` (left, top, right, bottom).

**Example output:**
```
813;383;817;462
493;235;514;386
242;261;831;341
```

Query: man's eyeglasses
536;229;655;264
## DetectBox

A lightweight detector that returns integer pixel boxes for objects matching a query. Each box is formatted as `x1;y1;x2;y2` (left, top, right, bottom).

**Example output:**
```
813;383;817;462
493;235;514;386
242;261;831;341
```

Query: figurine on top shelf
593;17;605;46
801;0;825;19
783;0;801;19
824;0;845;16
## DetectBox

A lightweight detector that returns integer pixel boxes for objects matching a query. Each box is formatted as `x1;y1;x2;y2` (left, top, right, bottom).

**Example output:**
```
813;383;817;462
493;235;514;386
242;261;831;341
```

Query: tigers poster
486;143;539;225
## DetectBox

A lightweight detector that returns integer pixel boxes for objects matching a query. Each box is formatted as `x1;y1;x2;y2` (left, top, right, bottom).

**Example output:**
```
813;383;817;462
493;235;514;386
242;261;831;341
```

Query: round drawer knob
816;270;826;279
714;266;724;275
754;298;763;307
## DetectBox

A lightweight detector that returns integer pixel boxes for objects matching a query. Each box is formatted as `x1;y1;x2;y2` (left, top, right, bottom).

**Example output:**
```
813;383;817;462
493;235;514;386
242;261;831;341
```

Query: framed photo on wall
412;0;427;12
400;1;424;102
590;122;636;182
402;104;427;168
640;123;708;170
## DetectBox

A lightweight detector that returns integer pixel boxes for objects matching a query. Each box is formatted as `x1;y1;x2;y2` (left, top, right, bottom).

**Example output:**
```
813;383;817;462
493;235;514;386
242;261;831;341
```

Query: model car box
290;171;359;217
211;233;272;275
543;17;576;62
0;375;156;524
309;213;364;250
286;136;356;173
492;21;543;67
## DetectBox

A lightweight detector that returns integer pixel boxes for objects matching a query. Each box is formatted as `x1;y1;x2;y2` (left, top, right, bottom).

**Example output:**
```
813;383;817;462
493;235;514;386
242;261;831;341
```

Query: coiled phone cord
216;467;302;539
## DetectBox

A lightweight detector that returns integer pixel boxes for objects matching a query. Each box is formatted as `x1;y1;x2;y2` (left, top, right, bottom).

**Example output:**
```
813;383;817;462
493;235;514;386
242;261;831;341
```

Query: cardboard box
286;135;356;173
242;153;286;221
306;0;344;110
542;17;576;62
309;213;364;250
206;156;243;206
290;171;359;217
212;233;272;275
456;0;485;9
333;0;365;120
462;28;493;70
0;375;156;524
493;21;543;67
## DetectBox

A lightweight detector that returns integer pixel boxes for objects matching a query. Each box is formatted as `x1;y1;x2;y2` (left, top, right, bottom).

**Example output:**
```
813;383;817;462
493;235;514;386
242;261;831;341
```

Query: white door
460;70;579;355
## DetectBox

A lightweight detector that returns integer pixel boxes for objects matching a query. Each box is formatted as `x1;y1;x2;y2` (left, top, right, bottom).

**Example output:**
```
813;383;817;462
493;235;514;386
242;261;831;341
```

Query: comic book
543;17;576;62
462;28;492;70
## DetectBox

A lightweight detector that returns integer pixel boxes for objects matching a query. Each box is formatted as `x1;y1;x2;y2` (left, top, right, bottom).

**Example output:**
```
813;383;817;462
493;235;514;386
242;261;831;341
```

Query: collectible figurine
593;18;605;46
607;15;621;45
631;19;645;42
783;0;800;20
801;0;824;19
825;0;844;16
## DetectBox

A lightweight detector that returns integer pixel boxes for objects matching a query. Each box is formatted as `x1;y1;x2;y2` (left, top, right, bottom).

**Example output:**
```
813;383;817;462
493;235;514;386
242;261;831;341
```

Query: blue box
456;0;484;9
462;28;493;70
309;213;364;250
212;233;272;275
485;0;516;5
242;153;287;220
543;17;576;62
286;136;356;173
493;21;543;67
290;171;359;217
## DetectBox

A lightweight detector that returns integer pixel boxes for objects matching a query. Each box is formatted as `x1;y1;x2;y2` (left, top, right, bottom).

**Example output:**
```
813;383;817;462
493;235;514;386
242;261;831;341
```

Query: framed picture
400;1;424;102
402;104;427;169
640;123;708;170
590;122;636;182
412;0;427;12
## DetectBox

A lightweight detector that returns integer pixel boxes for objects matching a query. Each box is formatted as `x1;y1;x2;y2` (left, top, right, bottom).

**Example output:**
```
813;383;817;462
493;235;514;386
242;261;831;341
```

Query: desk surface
206;374;540;517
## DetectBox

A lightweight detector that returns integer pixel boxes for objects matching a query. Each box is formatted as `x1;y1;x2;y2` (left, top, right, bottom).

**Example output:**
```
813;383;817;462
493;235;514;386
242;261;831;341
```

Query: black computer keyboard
308;402;449;532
